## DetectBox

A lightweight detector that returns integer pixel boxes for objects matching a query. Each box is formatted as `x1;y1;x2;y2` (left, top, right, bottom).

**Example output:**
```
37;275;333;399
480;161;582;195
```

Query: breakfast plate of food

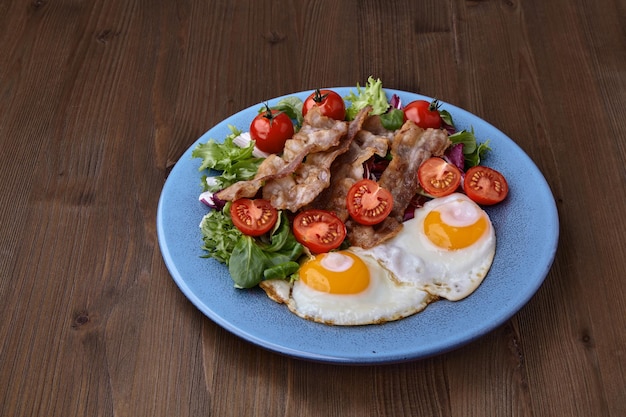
157;78;559;364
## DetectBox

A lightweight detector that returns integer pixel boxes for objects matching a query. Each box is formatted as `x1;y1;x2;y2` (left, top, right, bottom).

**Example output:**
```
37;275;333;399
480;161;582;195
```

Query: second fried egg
354;193;496;301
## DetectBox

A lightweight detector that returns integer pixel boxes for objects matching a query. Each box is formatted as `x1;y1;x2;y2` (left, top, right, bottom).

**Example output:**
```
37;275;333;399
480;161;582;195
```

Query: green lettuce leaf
379;108;404;130
449;128;492;168
271;96;304;126
192;125;264;191
199;205;242;264
200;210;304;288
343;76;390;120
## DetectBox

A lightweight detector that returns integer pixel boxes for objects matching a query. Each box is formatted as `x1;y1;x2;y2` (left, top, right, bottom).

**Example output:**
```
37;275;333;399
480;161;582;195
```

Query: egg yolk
423;210;488;249
299;251;370;294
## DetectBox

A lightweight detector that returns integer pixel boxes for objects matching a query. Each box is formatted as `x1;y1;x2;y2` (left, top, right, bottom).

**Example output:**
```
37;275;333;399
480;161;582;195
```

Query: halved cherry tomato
250;104;294;154
346;179;393;225
417;157;462;197
463;166;509;205
230;198;278;236
403;99;442;129
302;89;346;120
292;209;346;254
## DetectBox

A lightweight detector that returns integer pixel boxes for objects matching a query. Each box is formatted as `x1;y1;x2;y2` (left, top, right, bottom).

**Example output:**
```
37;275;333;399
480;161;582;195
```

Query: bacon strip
263;106;371;212
306;119;391;221
216;106;348;202
379;122;450;221
347;121;451;249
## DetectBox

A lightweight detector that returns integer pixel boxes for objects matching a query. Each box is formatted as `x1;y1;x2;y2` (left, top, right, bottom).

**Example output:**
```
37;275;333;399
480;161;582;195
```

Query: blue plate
157;88;559;364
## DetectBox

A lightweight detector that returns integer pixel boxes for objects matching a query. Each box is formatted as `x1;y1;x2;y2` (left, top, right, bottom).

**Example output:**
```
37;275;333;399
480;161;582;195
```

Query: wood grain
1;0;624;416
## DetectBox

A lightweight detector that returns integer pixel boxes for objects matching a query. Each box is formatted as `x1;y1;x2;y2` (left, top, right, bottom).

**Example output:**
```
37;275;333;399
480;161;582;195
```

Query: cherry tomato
403;99;442;129
417;157;462;197
292;209;346;254
250;105;294;154
346;179;394;225
302;89;346;120
230;198;278;236
463;166;509;205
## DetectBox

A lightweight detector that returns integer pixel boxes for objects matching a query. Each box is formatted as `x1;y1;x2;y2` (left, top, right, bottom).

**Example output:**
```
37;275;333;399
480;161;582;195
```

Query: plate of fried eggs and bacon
157;85;559;364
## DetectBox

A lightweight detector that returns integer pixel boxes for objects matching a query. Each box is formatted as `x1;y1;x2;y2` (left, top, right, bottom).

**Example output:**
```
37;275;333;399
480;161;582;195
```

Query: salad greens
191;125;264;192
449;128;491;168
344;76;390;120
269;96;304;127
228;213;303;288
343;76;406;131
200;208;304;288
199;203;242;264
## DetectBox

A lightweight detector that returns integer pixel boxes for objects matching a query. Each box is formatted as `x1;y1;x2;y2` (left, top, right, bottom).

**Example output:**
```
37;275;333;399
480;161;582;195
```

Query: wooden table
2;0;624;415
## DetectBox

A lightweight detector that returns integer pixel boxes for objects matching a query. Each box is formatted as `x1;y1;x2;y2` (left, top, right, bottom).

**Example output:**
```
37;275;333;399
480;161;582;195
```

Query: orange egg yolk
299;251;370;294
423;210;488;249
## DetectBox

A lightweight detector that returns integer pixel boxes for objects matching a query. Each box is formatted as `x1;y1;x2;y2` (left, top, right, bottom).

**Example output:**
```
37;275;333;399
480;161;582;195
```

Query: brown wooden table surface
2;0;625;416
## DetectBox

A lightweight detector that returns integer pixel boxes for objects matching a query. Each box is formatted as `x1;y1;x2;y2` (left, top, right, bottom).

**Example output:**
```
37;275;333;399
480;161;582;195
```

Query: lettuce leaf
449;128;491;169
192;125;264;191
200;210;304;288
199;205;242;264
379;108;404;130
271;96;304;126
343;76;390;120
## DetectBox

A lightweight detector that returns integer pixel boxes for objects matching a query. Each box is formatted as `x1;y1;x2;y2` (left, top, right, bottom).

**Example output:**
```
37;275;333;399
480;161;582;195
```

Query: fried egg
260;193;496;325
260;250;433;325
354;193;495;301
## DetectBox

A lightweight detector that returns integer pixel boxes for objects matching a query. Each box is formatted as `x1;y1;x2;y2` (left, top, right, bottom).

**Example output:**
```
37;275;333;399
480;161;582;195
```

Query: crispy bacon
219;107;450;250
347;121;451;249
306;119;391;221
379;122;450;221
263;106;372;212
361;114;395;139
216;106;348;202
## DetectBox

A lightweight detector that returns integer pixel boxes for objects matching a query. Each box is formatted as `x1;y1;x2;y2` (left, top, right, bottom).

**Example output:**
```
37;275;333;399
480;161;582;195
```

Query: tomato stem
428;98;441;112
313;88;329;104
261;102;287;126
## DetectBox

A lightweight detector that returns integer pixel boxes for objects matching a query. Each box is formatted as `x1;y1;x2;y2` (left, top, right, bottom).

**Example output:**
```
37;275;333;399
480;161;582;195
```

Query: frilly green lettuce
343;76;390;120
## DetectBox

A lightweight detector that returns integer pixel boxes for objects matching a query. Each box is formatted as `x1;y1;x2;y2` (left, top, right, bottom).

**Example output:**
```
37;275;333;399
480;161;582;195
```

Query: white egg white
353;193;496;301
260;252;434;326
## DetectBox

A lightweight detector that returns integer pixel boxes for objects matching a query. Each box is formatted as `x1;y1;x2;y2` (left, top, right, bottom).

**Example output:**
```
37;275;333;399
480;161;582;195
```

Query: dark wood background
1;0;624;416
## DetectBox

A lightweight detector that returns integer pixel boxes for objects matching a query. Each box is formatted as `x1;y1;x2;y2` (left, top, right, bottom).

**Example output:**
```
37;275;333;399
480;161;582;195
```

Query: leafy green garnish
449;128;492;168
263;261;301;281
200;210;304;288
199;204;242;264
439;109;454;127
270;96;304;126
228;236;270;288
228;212;304;288
379;108;404;130
343;76;390;120
192;125;264;191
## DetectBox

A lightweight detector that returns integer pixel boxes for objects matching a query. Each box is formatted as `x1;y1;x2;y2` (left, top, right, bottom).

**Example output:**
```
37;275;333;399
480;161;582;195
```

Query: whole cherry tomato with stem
403;99;442;129
250;104;294;154
302;89;346;121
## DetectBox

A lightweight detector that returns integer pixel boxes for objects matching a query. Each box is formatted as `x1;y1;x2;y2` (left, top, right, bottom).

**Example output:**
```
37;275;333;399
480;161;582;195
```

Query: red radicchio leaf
389;94;402;109
403;194;430;221
199;190;227;211
445;143;465;173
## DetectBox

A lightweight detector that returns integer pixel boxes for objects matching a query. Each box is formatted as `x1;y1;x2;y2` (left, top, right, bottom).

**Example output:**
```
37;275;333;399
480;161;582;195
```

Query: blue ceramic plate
157;88;559;364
